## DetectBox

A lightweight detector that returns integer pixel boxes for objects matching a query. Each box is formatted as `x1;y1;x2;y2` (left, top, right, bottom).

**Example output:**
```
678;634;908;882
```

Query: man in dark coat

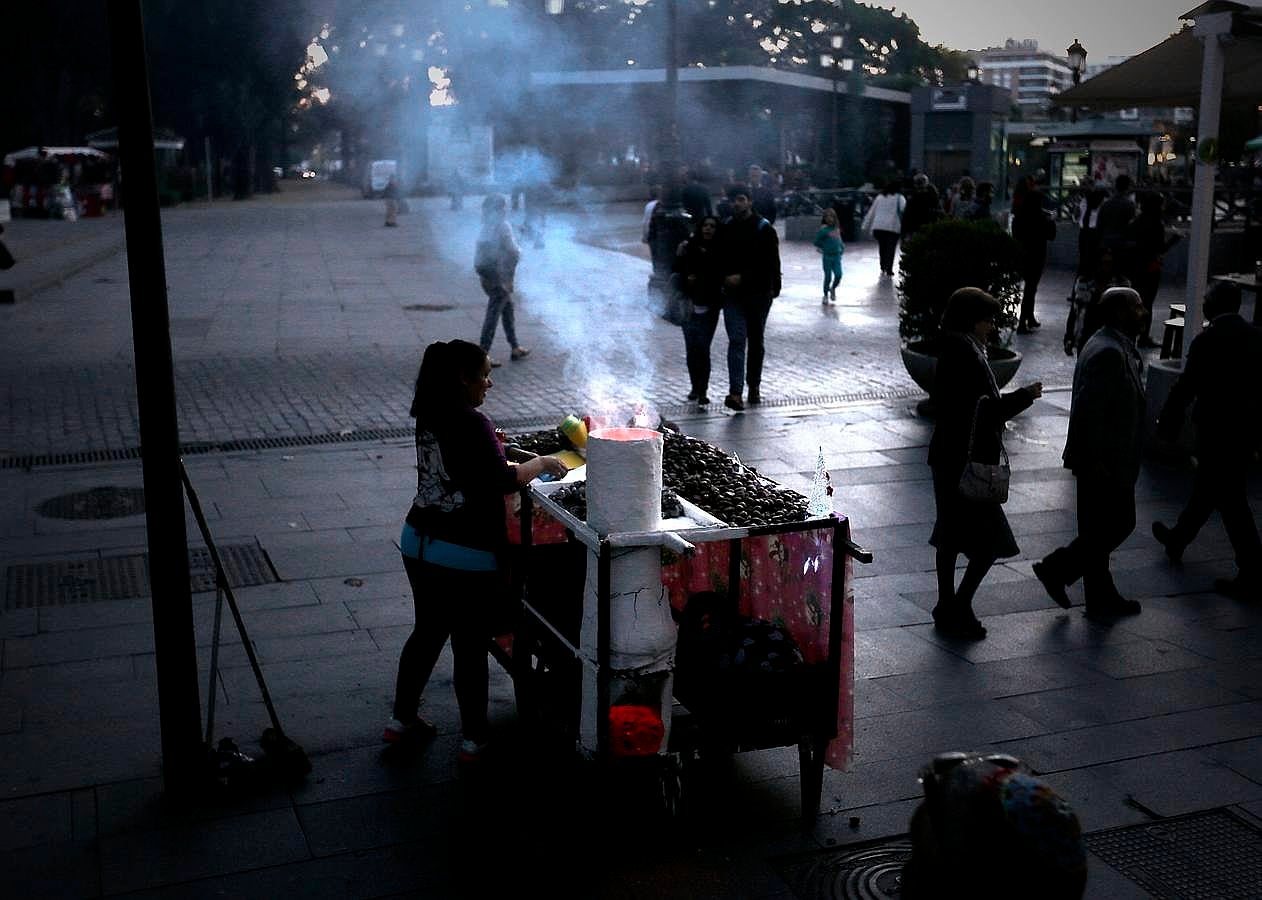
747;164;778;224
1152;282;1262;597
1034;287;1147;617
681;170;713;221
1095;174;1136;261
718;184;781;411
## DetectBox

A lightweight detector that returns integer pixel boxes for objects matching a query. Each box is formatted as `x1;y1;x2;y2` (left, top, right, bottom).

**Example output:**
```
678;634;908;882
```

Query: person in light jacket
862;180;906;277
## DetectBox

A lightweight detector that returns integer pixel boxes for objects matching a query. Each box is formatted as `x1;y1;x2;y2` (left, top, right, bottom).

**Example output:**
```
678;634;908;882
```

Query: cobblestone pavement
0;182;1182;459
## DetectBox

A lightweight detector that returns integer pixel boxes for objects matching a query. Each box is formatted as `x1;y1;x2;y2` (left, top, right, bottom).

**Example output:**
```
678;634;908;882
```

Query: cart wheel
798;736;827;824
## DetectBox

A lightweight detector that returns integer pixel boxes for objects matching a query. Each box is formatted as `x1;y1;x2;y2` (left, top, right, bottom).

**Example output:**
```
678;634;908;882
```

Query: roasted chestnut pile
662;431;810;526
547;483;685;523
508;429;568;457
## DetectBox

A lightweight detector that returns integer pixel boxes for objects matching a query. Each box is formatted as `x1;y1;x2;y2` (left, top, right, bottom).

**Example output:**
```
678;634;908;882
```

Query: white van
363;160;398;198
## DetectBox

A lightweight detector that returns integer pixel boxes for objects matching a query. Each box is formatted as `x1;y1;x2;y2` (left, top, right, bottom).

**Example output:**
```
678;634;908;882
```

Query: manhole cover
1086;808;1262;898
37;486;146;519
3;543;277;609
775;837;913;899
402;303;454;312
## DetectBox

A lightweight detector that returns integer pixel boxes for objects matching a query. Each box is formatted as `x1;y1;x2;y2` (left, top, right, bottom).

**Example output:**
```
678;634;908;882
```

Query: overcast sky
889;0;1193;62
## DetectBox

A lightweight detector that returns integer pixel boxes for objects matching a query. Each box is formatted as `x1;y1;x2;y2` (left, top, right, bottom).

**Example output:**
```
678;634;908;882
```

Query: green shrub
897;218;1025;348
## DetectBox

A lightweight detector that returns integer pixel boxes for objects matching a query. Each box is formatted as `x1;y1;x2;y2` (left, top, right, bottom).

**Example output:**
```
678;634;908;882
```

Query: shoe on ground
1084;596;1142;619
747;388;762;405
382;716;438;744
458;737;489;763
1032;560;1072;609
687;389;700;401
488;358;502;368
725;394;745;412
932;605;987;639
1214;574;1261;599
1027;317;1041;328
1151;521;1184;563
830;289;837;302
822;294;830;305
510;347;531;361
696;395;710;406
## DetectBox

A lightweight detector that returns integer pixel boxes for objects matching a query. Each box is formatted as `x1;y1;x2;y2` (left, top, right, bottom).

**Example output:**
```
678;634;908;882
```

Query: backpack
473;238;501;280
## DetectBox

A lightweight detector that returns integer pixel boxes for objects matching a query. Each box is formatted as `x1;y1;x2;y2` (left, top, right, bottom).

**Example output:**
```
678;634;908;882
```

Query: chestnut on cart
496;418;872;823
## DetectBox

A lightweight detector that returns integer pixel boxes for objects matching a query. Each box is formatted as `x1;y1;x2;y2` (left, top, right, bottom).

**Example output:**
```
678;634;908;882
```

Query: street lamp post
820;34;853;187
1066;39;1087;123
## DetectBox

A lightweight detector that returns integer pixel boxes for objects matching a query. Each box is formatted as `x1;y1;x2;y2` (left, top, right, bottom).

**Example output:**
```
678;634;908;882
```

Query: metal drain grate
401;303;454;311
37;486;146;520
1086;808;1262;899
3;543;277;610
774;837;913;899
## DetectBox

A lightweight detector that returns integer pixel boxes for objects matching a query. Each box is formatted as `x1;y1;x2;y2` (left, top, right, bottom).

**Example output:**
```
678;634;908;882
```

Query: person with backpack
474;194;528;367
718;184;781;411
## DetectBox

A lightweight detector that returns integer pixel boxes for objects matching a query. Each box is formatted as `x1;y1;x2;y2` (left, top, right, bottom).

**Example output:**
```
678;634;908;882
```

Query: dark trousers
874;229;899;274
478;280;518;352
682;304;721;397
1043;474;1136;601
1170;446;1262;574
723;295;772;395
393;556;497;742
1020;245;1047;323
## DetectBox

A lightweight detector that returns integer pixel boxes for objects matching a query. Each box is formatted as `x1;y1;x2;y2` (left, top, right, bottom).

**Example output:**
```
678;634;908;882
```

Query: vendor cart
495;428;871;822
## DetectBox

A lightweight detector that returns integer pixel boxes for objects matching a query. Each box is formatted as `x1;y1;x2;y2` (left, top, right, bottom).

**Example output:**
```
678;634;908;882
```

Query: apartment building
973;39;1074;118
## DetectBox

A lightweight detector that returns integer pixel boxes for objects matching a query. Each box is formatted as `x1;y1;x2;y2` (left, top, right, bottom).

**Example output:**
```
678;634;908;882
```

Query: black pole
831;70;841;186
107;0;204;796
648;0;691;297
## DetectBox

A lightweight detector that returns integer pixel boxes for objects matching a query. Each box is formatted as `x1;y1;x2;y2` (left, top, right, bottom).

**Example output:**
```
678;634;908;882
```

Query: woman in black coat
928;289;1043;638
673;215;725;405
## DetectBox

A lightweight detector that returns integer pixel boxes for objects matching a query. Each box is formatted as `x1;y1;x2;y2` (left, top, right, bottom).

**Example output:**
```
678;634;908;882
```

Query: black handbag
958;396;1010;504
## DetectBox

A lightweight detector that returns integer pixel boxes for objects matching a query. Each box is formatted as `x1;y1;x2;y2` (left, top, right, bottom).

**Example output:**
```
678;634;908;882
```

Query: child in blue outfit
813;207;845;304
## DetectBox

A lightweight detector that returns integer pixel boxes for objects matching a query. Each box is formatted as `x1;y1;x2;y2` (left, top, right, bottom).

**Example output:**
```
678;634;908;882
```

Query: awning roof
1055;7;1262;109
3;146;112;166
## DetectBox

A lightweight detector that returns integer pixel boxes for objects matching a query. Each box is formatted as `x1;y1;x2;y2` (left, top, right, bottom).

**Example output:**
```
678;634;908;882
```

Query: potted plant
897;217;1026;403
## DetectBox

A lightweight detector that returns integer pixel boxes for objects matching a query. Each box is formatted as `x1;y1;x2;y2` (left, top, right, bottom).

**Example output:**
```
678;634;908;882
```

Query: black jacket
673;236;725;309
928;333;1036;476
1160;313;1262;452
719;213;781;303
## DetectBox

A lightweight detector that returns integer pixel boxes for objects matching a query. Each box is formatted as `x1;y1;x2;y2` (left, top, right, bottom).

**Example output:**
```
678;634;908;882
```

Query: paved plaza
1;182;1260;898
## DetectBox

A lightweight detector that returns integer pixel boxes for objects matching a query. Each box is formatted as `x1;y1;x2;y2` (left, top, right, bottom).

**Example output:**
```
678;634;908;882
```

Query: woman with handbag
384;340;567;760
928;289;1043;639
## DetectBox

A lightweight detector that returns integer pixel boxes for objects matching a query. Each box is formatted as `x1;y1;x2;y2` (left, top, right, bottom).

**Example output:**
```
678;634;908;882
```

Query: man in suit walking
1152;282;1262;598
1034;287;1147;617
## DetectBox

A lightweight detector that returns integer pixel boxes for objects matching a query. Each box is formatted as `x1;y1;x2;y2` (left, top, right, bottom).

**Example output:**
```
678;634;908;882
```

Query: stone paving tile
998;700;1262;772
1085;748;1262;818
851;699;1048;765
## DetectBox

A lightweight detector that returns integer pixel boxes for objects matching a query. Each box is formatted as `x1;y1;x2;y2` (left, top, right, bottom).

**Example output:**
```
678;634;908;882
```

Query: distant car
363;160;398;198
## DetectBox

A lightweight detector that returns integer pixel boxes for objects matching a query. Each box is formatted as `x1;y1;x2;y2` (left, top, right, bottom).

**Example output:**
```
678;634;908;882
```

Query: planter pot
901;340;1023;416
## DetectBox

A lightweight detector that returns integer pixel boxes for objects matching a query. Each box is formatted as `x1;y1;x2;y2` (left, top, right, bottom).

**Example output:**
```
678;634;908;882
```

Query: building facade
973;39;1074;119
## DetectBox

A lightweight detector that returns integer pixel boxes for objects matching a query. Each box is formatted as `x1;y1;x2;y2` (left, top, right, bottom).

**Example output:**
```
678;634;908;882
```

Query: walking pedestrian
948;177;978;220
1125;191;1180;349
383;175;400;227
747;164;778;223
474;194;529;367
1011;175;1055;334
385;340;567;759
719;184;781;411
813;207;845;304
862;180;906;277
673;214;724;406
900;173;942;242
1034;287;1147;618
1152;282;1262;598
928;288;1043;639
1076;187;1108;278
1095;174;1137;262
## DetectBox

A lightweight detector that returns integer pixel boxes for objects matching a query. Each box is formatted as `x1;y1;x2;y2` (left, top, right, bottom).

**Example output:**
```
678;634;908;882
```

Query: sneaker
382;716;438;744
458;738;488;763
1151;521;1184;563
696;395;710;406
822;294;830;305
687;389;700;401
488;358;503;368
1032;560;1072;609
724;394;745;412
510;347;531;361
747;388;762;405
